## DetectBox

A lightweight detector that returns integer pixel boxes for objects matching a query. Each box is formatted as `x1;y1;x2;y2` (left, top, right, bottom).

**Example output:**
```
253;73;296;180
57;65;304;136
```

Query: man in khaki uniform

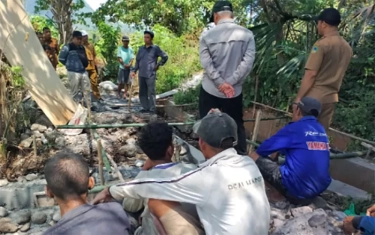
295;8;352;131
82;31;102;100
43;27;59;70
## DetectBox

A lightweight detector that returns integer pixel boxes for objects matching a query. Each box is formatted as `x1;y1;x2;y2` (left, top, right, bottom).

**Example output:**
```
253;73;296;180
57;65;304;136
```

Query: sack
60;104;88;136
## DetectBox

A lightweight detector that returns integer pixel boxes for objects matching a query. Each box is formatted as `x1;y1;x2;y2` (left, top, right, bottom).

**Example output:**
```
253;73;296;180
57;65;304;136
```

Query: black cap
193;109;237;149
72;31;82;38
315;8;341;26
122;35;130;41
210;1;233;23
294;97;322;117
144;30;154;39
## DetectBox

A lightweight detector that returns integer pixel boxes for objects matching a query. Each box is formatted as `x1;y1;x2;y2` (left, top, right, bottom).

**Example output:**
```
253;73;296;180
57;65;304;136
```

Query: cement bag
60;104;88;136
99;81;118;91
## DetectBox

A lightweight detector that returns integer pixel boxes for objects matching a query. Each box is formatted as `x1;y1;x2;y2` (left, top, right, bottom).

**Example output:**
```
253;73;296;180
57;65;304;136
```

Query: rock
52;211;61;222
31;124;47;133
55;137;66;148
32;131;43;138
291;206;313;217
25;129;32;135
272;218;285;229
119;138;137;158
135;160;144;167
311;196;328;209
19;137;33;148
31;212;47;224
330;210;347;221
17;176;26;183
0;179;8;187
308;214;326;227
25;173;38;181
0;218;18;233
20;222;31;232
274;201;289;210
0;207;8;217
271;208;286;220
20;134;30;141
11;210;31;224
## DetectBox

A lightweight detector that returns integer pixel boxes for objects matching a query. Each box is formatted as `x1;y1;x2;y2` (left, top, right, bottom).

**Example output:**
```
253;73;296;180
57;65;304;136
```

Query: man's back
305;33;352;103
200;19;255;98
280;117;332;198
44;202;130;235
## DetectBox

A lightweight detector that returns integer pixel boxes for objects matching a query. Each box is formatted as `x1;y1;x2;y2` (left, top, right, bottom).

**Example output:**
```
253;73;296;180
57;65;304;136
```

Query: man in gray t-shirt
43;152;130;235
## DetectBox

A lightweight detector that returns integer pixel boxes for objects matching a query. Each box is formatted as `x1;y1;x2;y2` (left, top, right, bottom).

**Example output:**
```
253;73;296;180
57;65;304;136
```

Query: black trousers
198;87;247;155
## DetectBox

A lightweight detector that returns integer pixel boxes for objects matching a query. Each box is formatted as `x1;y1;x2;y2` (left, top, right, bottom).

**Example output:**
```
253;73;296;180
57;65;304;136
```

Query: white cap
81;30;88;36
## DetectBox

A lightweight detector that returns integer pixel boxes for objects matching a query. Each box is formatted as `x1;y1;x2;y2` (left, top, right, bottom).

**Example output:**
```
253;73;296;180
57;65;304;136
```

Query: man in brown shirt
295;8;352;131
82;30;102;100
43;27;59;70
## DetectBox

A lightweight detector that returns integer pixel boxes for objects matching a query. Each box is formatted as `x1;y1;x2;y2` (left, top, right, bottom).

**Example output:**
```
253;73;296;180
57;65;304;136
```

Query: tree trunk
50;0;74;45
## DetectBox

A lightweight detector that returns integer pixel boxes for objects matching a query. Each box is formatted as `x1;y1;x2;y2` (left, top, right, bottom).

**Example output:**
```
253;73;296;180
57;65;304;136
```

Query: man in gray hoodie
199;1;256;155
59;31;91;104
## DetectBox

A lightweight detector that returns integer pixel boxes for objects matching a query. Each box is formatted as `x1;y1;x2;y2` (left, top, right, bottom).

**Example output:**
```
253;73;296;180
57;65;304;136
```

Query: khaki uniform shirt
305;32;352;103
44;38;59;68
84;42;96;70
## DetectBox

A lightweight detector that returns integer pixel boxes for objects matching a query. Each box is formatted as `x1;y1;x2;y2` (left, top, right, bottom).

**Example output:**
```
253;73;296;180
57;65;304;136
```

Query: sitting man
95;121;204;235
344;204;375;235
93;110;270;235
249;96;332;205
43;152;130;235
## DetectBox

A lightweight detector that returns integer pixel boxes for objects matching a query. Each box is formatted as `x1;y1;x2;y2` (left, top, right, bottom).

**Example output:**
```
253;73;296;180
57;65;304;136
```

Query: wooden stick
106;153;125;182
128;80;133;112
252;75;259;119
97;139;105;185
33;135;37;157
248;110;262;154
84;90;94;141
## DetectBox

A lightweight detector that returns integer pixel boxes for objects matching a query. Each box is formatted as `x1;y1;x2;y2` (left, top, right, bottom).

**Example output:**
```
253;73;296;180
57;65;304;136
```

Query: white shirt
110;148;270;235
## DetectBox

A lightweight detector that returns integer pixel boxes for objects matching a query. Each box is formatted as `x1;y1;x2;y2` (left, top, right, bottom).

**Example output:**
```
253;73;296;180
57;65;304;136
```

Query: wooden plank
0;0;77;126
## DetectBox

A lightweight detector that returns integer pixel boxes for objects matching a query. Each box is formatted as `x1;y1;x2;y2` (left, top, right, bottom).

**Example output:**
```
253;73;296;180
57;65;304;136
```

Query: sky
86;0;107;10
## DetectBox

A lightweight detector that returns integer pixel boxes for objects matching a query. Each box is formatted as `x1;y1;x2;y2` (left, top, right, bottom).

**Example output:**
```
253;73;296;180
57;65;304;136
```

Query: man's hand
130;71;136;78
218;83;235;98
154;65;159;71
367;204;375;216
124;64;131;69
92;187;113;205
343;216;356;235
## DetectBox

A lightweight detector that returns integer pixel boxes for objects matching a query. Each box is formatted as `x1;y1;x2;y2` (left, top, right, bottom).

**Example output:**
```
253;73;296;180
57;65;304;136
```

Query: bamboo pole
97;139;105;185
106;153;125;182
33;135;37;157
248;110;262;154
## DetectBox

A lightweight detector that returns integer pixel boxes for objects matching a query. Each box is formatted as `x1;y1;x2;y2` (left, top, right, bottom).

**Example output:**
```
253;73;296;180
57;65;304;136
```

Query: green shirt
117;46;134;69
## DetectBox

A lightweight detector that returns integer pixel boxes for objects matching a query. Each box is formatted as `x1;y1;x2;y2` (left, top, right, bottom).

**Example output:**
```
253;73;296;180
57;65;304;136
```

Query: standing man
199;1;256;155
43;27;59;70
82;30;102;101
130;31;168;113
59;31;91;104
295;8;352;131
117;36;134;99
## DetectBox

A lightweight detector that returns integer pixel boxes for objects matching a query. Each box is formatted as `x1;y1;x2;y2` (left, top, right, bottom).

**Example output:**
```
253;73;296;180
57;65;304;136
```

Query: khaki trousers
318;103;336;131
87;69;101;99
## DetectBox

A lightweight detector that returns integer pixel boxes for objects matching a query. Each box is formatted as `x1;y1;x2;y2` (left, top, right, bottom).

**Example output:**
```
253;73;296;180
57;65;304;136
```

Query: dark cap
193;109;237;149
315;8;341;26
210;1;233;23
295;97;322;117
144;30;154;39
72;31;82;38
122;35;130;41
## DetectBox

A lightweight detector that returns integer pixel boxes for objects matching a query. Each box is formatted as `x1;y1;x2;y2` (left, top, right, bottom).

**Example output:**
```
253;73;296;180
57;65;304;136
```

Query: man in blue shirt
249;96;332;204
117;35;134;99
344;204;375;235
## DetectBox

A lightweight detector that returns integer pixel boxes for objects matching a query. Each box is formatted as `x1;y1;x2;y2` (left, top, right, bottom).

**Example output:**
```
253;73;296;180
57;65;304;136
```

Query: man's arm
108;167;208;206
296;43;324;101
256;126;293;157
199;37;225;87
227;32;256;86
58;45;69;65
132;48;140;73
156;46;168;67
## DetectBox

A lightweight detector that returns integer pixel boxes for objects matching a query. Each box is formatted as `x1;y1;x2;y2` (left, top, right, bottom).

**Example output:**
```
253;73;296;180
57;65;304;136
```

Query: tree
35;0;85;44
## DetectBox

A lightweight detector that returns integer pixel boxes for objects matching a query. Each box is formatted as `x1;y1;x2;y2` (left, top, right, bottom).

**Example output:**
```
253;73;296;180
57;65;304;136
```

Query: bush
174;84;201;106
130;24;201;93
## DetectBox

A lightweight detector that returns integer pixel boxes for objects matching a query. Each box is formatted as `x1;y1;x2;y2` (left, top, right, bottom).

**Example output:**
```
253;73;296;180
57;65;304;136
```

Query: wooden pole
33;135;37;157
106;153;125;182
248;110;262;154
97;139;105;185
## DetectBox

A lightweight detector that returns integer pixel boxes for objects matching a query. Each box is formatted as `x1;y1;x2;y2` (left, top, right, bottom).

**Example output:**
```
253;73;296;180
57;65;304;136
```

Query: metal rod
56;122;196;129
248;110;262;154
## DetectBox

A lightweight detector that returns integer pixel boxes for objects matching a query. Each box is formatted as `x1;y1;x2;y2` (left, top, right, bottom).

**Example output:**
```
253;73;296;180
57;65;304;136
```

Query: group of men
39;1;374;235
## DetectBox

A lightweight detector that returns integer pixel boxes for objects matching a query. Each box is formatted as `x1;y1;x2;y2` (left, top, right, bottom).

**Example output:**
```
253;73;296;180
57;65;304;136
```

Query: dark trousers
139;76;156;112
198;87;247;155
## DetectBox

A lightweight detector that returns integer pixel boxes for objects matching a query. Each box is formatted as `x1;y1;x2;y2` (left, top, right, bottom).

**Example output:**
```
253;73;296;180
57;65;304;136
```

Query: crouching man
250;97;332;205
43;152;130;235
93;110;270;235
94;121;204;235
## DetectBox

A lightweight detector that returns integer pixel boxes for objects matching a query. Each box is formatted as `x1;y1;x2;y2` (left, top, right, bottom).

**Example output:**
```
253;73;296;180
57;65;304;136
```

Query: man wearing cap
59;31;91;104
199;1;256;155
42;27;59;70
295;8;352;131
82;30;102;101
250;97;332;204
130;31;168;113
117;36;134;99
92;109;270;235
